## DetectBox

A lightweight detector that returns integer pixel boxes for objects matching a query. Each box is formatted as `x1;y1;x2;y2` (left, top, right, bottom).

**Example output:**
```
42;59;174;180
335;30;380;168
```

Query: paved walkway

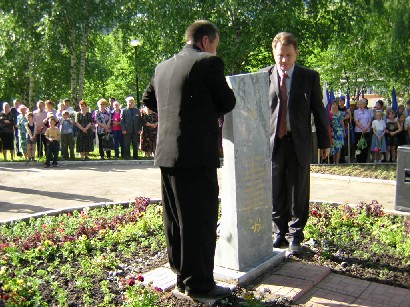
0;160;399;222
0;160;408;306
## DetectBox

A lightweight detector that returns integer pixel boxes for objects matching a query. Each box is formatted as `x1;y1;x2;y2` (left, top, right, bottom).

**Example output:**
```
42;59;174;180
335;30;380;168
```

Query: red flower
136;275;144;282
127;278;135;286
42;224;47;229
154;286;162;292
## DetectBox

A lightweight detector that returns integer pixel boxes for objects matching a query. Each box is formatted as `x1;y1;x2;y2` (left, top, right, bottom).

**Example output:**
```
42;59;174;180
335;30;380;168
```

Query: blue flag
392;87;398;112
330;87;335;103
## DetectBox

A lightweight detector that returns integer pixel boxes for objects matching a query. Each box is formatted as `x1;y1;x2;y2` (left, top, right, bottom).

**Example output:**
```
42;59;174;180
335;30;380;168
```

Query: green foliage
306;202;410;262
0;0;409;106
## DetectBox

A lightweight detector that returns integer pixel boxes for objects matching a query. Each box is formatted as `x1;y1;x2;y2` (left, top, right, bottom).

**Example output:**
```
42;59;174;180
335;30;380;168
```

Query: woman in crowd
56;102;66;123
397;114;407;146
0;102;16;160
93;98;112;159
111;101;123;159
25;112;37;161
75;100;94;160
385;109;402;162
371;110;386;163
330;100;345;164
44;100;57;117
33;100;48;157
354;99;372;163
140;106;158;158
17;104;29;160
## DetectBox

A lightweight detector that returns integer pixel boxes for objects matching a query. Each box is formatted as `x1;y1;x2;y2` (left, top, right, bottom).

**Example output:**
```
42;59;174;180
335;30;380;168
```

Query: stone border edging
310;199;410;216
0;198;162;225
311;172;396;185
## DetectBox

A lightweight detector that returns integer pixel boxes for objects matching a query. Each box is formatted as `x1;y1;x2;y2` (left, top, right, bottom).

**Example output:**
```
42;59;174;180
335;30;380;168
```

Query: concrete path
0;160;397;222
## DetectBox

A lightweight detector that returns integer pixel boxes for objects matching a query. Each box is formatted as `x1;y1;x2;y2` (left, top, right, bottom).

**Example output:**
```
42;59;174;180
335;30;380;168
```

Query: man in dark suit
142;20;236;299
263;32;330;254
120;96;142;159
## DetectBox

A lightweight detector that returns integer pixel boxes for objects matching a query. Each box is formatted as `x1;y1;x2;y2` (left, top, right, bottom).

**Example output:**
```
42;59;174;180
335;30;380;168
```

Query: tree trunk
28;74;36;109
68;19;78;104
77;23;89;102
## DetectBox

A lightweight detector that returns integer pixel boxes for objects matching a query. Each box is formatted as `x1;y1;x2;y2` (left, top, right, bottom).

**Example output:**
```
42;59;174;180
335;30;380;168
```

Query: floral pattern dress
330;111;344;156
141;112;158;153
17;114;28;154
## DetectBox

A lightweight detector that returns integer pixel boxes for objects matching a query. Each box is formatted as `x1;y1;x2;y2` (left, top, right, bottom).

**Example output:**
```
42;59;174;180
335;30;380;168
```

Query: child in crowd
386;109;402;162
25;112;37;161
60;110;75;160
371;110;386;163
44;116;60;168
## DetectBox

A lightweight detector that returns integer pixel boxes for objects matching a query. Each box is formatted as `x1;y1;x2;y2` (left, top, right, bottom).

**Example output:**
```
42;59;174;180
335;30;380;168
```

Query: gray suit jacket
120;108;142;134
261;64;330;165
142;44;236;168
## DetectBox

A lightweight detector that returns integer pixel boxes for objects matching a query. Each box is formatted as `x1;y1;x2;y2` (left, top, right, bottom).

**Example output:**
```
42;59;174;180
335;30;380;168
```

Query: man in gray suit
264;32;330;254
143;20;235;300
120;96;142;159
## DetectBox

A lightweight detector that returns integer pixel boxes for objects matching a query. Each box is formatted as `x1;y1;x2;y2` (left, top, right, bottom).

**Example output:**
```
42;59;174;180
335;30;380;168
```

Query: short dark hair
272;32;298;51
185;20;220;44
375;99;384;107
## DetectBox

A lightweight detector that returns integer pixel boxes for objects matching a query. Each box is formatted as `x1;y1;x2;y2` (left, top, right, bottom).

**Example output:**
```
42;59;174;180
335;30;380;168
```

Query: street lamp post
130;39;141;107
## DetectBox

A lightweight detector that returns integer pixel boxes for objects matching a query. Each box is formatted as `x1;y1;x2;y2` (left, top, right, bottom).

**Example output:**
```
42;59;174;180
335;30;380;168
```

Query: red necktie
278;71;288;139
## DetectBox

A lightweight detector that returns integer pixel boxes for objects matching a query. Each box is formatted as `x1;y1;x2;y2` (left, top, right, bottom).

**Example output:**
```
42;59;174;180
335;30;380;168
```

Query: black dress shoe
186;285;232;300
176;276;185;293
273;236;287;248
289;241;301;255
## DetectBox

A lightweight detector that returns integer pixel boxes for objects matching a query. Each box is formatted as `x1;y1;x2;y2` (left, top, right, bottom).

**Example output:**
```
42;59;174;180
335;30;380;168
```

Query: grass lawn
310;164;396;180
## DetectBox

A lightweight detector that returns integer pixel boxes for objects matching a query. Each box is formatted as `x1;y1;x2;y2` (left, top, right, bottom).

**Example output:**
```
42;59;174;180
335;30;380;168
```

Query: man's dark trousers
160;166;219;293
272;134;310;243
123;132;139;159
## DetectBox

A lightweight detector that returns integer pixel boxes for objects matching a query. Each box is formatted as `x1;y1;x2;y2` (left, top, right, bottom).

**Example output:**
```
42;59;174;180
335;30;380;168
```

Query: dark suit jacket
142;45;236;168
262;64;330;166
120;108;142;134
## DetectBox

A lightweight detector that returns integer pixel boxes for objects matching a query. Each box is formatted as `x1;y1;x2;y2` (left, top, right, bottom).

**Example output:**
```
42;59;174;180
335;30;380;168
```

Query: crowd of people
323;97;410;164
1;95;409;166
0;97;158;166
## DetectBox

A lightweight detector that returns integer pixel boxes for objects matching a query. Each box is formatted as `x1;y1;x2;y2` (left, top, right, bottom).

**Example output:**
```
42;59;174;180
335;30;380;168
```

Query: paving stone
171;282;236;306
297;287;356;306
274;262;331;285
142;267;176;292
256;274;315;302
315;274;371;297
357;282;410;307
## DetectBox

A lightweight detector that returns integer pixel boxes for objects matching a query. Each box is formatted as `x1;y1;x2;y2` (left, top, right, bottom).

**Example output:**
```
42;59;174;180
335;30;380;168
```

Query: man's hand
320;148;330;160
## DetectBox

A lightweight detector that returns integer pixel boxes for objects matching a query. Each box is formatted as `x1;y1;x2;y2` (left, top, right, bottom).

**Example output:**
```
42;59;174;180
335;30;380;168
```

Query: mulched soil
32;240;407;307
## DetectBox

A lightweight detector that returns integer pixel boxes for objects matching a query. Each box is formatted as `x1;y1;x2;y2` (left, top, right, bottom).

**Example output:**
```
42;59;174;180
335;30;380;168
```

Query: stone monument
215;72;284;285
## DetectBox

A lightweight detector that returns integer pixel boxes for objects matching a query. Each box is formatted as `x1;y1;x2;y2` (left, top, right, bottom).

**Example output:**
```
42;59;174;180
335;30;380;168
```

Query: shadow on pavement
0;201;54;215
0;185;112;204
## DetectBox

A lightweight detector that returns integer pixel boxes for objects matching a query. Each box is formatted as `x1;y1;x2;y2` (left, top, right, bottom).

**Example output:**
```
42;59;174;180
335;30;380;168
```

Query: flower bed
0;197;167;306
302;201;410;289
1;199;409;306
